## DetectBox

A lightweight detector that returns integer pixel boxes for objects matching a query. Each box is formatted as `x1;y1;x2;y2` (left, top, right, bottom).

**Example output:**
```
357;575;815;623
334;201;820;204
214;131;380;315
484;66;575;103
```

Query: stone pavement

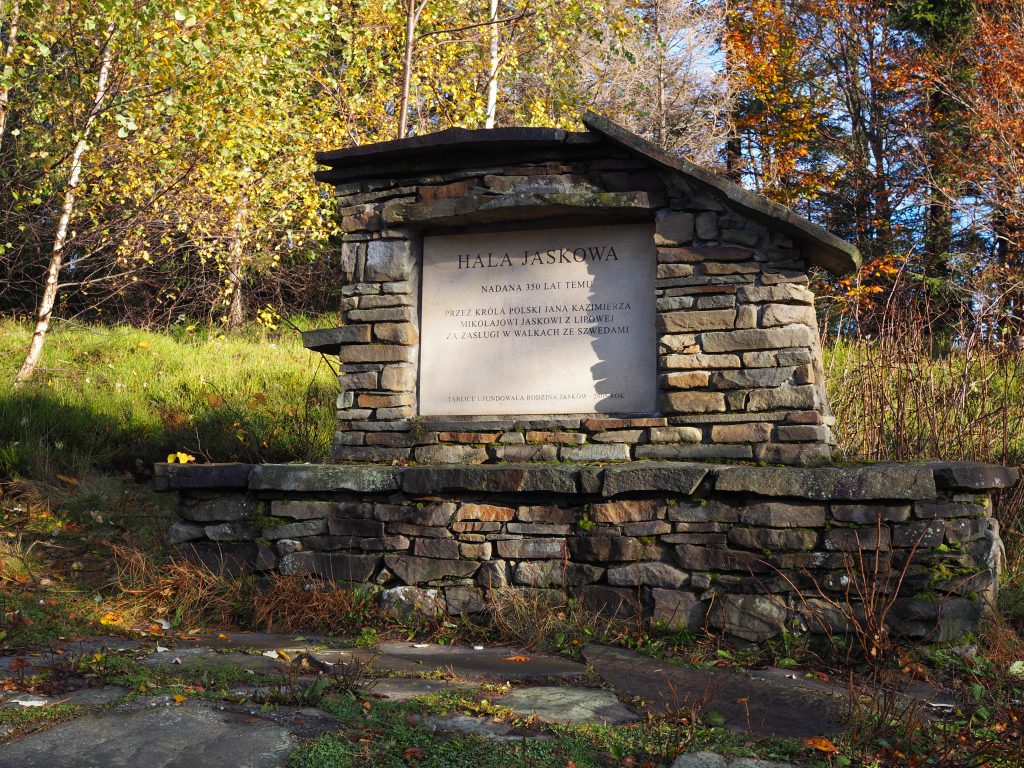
0;632;840;767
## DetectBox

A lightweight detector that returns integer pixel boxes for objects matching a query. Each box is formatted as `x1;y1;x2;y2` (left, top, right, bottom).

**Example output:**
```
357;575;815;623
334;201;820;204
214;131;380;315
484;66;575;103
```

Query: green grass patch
0;319;336;479
0;702;82;738
289;692;822;768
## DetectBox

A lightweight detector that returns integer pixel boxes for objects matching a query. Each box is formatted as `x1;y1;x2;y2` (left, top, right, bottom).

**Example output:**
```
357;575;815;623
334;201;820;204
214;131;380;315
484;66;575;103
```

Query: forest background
0;0;1023;473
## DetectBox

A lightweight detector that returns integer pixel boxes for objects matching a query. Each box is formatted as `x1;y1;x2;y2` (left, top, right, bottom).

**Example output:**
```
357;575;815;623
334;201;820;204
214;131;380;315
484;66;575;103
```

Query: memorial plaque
420;224;657;416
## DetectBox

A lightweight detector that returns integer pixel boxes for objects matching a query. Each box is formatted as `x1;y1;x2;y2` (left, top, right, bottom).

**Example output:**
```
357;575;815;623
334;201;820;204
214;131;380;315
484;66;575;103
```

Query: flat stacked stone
157;460;1014;644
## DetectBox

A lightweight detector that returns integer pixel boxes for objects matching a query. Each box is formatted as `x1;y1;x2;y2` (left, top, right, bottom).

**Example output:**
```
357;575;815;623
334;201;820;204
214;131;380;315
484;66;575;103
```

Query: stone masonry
156;460;1017;644
303;114;862;467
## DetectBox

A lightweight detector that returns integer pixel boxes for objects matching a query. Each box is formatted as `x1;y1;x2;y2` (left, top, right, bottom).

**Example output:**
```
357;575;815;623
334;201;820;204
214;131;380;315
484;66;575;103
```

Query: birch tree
15;21;115;382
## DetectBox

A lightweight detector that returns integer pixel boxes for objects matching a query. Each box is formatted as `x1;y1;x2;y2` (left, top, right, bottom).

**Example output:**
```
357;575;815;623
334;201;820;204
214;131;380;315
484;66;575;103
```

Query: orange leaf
804;736;839;753
503;655;530;662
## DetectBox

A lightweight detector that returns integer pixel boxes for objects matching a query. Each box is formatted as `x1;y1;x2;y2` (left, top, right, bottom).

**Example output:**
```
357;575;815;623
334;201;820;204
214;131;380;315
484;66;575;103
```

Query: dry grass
486;587;622;653
109;543;253;629
248;574;387;637
823;290;1024;656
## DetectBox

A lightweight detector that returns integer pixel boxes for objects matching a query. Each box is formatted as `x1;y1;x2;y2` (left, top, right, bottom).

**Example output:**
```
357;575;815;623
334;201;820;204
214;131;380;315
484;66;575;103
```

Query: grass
288;690;818;768
0;318;336;480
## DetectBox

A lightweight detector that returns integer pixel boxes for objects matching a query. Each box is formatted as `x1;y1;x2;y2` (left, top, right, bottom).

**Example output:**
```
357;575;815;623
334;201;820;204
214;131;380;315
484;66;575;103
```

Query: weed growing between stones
625;681;713;764
0;702;81;739
839;663;1024;767
264;651;378;707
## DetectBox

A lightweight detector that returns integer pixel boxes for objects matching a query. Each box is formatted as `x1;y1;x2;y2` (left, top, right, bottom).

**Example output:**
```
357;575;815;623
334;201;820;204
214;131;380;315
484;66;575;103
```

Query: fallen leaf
56;475;79;486
137;341;151;349
402;746;424;761
704;711;726;726
503;655;530;662
804;736;839;753
207;394;226;408
172;694;187;703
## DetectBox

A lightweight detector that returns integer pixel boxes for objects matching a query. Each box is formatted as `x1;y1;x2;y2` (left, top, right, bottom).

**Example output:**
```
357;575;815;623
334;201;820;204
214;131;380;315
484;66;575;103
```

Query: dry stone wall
156;460;1016;644
310;147;835;466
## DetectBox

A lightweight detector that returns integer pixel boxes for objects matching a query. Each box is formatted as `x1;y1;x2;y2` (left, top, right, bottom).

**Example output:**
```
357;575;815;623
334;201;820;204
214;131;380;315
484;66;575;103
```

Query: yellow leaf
137;341;151;349
207;394;226;408
175;452;196;464
56;474;79;486
99;611;121;626
276;649;291;662
167;454;177;463
172;694;187;703
804;736;839;753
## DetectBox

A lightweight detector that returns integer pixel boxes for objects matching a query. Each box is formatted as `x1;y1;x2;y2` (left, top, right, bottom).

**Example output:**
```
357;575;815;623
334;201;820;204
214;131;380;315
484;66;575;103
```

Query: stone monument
156;115;1016;644
303;113;860;467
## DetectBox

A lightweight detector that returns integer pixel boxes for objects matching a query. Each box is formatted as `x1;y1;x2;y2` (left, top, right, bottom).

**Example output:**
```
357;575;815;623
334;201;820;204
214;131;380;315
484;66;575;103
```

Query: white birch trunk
398;0;427;139
0;0;21;141
16;24;115;383
484;0;499;129
224;205;246;329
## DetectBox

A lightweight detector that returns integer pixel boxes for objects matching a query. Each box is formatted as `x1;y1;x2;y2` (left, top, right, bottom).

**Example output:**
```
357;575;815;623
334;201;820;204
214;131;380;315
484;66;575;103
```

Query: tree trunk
224;206;246;329
923;90;953;276
16;24;115;383
398;0;428;139
723;3;742;181
0;0;21;142
483;0;499;128
653;0;666;148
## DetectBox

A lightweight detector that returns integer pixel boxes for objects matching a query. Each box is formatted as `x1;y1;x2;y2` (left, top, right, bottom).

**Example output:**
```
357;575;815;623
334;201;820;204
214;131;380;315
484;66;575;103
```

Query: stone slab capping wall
303;113;864;467
156;461;1017;643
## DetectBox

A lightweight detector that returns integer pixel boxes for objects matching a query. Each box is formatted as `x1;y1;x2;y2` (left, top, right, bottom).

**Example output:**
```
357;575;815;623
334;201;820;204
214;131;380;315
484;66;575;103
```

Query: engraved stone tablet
420;224;657;416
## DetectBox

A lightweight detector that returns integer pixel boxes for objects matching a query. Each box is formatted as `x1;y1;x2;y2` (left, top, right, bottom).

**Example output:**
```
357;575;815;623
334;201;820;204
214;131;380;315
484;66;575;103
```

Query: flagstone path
0;632;842;767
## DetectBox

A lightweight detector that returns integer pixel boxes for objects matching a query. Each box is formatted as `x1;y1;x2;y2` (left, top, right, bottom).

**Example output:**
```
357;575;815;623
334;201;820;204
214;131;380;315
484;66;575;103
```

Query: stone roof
315;113;861;275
